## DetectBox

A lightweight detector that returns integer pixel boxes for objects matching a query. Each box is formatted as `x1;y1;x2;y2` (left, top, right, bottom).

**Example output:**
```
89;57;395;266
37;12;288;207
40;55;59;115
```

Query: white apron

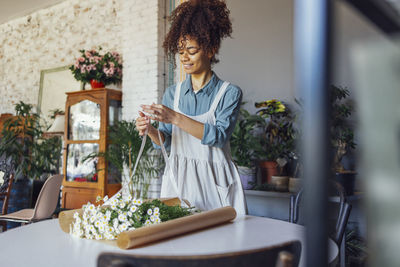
160;81;247;215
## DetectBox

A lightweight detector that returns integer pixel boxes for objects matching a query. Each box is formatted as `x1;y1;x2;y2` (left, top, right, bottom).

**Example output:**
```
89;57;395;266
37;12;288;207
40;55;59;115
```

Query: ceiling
1;0;398;27
0;0;65;25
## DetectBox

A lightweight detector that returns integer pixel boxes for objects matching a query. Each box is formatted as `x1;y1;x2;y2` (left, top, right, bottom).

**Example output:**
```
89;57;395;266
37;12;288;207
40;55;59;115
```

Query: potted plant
254;99;297;185
0;102;62;223
0;102;61;180
84;120;161;199
69;47;123;89
330;85;357;195
230;107;264;189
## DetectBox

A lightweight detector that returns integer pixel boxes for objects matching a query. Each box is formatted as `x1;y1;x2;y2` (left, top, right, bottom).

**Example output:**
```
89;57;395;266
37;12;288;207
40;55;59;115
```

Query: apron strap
157;130;183;203
130;128;148;183
173;82;183;111
209;81;230;113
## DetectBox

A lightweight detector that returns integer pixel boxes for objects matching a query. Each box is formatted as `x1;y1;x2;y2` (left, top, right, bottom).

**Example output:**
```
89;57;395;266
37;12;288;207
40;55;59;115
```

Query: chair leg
339;235;346;267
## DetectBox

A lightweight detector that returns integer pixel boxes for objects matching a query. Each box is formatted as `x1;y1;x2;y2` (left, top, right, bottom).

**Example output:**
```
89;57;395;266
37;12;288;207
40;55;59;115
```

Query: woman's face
178;36;213;75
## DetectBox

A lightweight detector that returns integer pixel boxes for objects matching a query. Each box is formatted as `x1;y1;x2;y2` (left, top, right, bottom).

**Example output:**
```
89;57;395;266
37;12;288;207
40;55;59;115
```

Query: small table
0;215;338;267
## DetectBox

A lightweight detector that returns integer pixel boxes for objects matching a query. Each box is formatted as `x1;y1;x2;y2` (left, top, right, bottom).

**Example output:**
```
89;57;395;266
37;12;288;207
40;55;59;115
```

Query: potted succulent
230;107;264;189
69;47;123;89
254;99;297;185
330;85;357;195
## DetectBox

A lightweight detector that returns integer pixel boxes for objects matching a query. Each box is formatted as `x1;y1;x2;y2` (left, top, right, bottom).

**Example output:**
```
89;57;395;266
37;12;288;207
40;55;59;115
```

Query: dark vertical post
294;0;332;266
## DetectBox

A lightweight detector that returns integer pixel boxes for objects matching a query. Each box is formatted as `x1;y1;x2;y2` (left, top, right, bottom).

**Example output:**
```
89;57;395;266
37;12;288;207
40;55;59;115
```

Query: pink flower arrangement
70;48;123;85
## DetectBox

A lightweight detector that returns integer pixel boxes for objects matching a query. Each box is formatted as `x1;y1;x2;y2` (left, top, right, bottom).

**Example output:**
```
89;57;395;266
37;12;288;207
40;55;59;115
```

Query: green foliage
330;85;356;149
99;199;192;229
69;48;123;85
0;102;61;180
230;107;264;167
254;99;297;161
140;199;193;222
100;199;192;228
345;229;368;264
250;182;276;191
30;136;62;178
48;109;65;120
330;85;356;171
84;120;160;198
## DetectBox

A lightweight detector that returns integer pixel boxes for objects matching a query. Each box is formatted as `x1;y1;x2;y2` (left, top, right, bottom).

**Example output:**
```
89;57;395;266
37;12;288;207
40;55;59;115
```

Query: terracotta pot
90;80;105;89
259;160;278;184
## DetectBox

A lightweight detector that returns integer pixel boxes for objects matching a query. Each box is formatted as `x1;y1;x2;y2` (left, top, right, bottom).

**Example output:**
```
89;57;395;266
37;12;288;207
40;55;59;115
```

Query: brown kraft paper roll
59;208;83;233
117;206;237;249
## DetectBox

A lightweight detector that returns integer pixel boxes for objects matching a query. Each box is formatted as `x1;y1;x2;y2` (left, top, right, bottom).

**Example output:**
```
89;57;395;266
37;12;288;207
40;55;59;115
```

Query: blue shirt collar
183;72;219;96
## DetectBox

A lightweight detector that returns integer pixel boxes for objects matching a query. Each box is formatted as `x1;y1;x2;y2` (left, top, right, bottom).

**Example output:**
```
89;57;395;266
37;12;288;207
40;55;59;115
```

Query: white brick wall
0;0;168;197
0;0;123;114
120;0;166;121
0;0;167;119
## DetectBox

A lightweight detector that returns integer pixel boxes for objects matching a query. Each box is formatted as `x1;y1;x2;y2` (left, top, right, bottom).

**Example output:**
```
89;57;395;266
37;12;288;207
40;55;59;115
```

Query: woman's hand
140;103;204;141
140;103;178;125
136;111;151;136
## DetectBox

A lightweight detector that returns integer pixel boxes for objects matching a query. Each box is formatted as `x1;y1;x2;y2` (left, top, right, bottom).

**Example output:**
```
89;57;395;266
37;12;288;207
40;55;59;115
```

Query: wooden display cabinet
62;88;122;209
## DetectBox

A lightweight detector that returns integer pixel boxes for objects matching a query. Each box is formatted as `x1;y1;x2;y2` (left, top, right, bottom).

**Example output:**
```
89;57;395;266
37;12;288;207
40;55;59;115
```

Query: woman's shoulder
226;82;242;93
220;80;242;99
214;73;242;95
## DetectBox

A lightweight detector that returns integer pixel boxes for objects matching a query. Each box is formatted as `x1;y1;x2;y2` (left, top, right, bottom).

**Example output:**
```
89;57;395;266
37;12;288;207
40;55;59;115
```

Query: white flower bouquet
70;193;193;240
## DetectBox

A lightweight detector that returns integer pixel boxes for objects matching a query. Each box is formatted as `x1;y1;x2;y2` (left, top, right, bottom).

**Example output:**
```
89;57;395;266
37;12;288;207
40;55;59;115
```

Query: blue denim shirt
154;72;242;150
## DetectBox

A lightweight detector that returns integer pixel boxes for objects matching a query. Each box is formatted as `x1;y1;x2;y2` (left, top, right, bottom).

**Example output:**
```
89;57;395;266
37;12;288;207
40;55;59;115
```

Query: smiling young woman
136;0;247;215
177;36;214;91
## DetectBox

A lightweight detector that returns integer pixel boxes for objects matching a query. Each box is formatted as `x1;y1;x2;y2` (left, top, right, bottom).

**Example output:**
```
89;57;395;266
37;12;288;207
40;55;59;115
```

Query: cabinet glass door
68;100;101;140
66;143;99;182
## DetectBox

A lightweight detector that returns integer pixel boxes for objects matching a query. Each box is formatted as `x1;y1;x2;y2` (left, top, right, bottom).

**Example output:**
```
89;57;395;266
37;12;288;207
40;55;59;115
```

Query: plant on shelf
254;99;297;184
230;106;264;189
69;47;123;89
330;85;356;172
84;120;161;199
330;85;357;195
0;102;61;180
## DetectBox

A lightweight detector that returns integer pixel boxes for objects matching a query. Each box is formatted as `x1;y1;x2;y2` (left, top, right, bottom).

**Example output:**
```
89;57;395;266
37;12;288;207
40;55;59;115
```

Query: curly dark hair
163;0;232;66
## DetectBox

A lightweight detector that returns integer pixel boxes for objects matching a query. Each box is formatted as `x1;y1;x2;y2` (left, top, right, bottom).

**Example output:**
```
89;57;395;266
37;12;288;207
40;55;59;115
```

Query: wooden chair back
97;240;301;267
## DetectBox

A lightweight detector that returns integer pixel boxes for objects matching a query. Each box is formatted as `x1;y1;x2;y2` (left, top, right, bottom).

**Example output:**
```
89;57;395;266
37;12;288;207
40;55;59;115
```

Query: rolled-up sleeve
201;85;243;148
152;85;175;151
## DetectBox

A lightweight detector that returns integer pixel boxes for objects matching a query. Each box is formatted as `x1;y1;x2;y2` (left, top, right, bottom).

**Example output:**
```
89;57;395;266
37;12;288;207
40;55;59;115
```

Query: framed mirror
37;66;83;124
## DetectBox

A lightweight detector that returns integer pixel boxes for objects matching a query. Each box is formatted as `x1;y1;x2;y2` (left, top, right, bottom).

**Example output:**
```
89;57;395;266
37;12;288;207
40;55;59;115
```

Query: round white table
0;215;338;267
